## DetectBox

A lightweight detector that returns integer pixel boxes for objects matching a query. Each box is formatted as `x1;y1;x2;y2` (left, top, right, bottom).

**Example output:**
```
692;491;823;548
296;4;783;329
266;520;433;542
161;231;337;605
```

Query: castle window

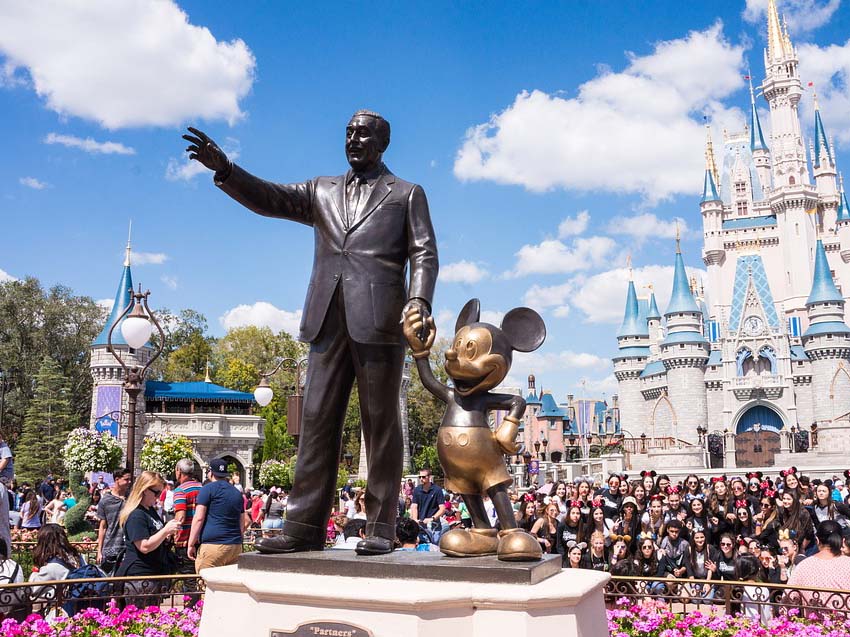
736;202;748;216
795;223;799;236
680;344;685;349
827;334;834;340
789;176;796;185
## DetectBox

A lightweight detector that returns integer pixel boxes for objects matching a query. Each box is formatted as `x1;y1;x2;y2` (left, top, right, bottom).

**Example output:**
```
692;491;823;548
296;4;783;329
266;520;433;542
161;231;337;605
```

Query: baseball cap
209;458;229;478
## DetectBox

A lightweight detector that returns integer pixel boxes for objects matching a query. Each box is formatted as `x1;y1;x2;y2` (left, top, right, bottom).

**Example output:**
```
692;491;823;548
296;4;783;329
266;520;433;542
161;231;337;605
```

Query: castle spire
647;286;661;321
93;242;135;347
618;278;647;338
806;239;842;306
812;85;833;169
767;0;791;61
838;174;850;222
124;220;132;267
666;246;700;315
748;75;768;152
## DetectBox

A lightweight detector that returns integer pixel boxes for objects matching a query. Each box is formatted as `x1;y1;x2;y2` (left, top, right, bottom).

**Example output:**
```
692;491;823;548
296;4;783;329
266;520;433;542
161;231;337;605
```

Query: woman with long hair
707;476;733;537
556;501;584;559
580;531;609;571
641;495;665;541
552;482;568;520
515;498;537;532
635;534;659;577
813;482;850;526
261;490;286;530
754;490;781;550
631;483;647;515
116;471;179;606
780;467;800;498
609;535;632;571
583;500;613;544
706;532;738;581
685;496;714;545
788;520;850;592
563;540;585;569
530;502;560;554
614;497;640;554
28;524;83;603
689;528;719;600
20;491;42;530
683;474;703;503
778;491;814;551
641;470;657;497
734;504;757;541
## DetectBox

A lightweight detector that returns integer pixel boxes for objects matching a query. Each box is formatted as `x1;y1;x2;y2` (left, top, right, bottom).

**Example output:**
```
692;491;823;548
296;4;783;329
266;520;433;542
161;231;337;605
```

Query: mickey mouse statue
403;298;546;561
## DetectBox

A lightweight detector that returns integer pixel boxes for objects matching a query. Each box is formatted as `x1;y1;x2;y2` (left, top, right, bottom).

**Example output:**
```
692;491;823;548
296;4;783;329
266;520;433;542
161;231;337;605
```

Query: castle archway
733;402;785;468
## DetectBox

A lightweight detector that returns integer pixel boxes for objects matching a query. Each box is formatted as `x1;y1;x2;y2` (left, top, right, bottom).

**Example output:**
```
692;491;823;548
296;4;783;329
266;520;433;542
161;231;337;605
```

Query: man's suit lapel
328;173;347;234
348;172;394;234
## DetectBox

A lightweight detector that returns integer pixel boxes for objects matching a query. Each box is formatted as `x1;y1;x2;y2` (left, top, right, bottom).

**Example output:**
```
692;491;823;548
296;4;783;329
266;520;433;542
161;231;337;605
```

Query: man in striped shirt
173;458;202;601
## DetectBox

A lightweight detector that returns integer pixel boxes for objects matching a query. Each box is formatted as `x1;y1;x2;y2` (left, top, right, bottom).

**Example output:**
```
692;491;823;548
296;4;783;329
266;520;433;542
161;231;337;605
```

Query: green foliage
148;308;211;381
0;278;103;445
258;459;291;489
163;331;213;382
64;470;91;536
16;355;76;483
413;445;443;478
406;339;450;471
140;432;196;480
62;427;123;473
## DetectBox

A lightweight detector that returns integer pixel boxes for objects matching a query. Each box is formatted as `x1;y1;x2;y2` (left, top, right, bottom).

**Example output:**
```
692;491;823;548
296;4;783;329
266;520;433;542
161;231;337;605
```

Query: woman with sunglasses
116;471;179;605
754;492;781;551
734;505;757;542
705;532;737;582
683;474;703;503
635;534;659;577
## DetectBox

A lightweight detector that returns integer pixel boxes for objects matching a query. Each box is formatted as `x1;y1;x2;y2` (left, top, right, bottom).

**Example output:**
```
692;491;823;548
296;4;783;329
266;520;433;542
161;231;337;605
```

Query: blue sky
2;0;850;398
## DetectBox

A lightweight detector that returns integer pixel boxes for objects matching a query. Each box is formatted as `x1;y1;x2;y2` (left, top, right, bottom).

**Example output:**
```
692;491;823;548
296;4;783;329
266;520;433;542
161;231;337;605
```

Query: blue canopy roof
803;321;850;337
721;215;777;230
665;251;700;315
701;169;720;203
806;240;844;306
814;108;833;169
639;360;666;378
145;381;255;402
93;265;133;346
661;330;708;346
538;392;567;419
613;346;650;360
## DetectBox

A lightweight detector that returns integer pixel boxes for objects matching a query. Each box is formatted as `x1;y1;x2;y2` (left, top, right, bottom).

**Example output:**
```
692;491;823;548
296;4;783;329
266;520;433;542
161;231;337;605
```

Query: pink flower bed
608;598;850;637
1;601;201;637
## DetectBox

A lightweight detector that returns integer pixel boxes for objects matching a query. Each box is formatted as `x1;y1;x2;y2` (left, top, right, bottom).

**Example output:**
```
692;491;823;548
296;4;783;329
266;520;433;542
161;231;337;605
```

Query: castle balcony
731;374;784;400
145;413;265;441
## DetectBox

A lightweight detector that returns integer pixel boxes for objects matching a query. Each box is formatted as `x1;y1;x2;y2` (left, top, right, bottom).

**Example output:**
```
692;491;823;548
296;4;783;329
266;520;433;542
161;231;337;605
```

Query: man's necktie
346;175;366;229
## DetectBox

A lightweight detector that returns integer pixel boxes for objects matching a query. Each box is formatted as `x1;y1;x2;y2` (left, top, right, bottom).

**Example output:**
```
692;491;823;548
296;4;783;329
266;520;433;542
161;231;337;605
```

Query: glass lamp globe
121;316;153;349
254;385;274;407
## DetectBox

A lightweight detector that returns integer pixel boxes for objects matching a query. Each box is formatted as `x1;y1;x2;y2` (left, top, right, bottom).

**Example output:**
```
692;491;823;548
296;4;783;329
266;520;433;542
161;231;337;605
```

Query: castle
612;0;850;467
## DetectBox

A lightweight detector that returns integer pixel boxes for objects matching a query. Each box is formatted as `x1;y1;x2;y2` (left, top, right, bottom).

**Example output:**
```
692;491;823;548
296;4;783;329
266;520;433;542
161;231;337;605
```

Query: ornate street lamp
107;286;166;477
343;452;353;472
752;422;762;454
253;357;308;437
640;432;647;454
541;436;548;461
522;449;533;487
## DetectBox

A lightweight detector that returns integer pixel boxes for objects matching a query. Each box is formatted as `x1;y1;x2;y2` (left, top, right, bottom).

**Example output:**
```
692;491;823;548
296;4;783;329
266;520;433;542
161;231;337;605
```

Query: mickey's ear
501;307;546;352
455;299;480;334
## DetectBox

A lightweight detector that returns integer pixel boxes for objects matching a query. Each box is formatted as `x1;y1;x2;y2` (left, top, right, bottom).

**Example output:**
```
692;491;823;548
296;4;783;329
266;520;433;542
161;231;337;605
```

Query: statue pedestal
199;552;609;637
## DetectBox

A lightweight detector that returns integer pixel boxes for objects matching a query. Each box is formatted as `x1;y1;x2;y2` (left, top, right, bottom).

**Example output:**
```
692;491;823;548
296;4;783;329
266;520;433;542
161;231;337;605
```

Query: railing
732;374;782;388
622;436;699;454
0;574;204;622
607;576;850;618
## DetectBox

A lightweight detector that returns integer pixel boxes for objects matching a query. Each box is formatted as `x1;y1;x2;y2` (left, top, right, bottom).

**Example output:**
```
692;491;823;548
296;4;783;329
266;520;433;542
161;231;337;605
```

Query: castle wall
615;373;646;436
665;365;706;444
706;386;724;431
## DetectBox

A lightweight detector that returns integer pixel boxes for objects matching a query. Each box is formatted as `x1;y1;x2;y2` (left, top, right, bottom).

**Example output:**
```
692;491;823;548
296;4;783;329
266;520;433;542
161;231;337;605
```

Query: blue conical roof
618;280;648;338
666;251;700;315
647;292;661;320
701;169;720;203
814;108;833;169
750;90;768;152
93;264;133;346
838;188;850;222
807;240;843;306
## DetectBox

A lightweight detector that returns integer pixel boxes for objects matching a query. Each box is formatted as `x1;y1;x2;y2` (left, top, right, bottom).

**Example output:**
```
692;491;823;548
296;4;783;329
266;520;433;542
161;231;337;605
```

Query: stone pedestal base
199;552;609;637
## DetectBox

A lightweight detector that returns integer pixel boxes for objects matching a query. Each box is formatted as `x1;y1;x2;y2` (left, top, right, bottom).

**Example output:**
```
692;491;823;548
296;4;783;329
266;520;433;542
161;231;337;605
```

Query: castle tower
802;239;850;425
647;288;663;358
749;76;772;192
613;267;650;435
701;126;725;313
810;93;840;231
837;177;850;264
660;240;709;443
89;238;152;470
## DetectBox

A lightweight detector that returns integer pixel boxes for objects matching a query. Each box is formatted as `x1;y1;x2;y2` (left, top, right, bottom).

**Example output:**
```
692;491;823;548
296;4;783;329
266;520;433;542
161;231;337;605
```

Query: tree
406;338;450;470
163;331;214;381
148;308;213;381
0;278;103;443
16;356;76;483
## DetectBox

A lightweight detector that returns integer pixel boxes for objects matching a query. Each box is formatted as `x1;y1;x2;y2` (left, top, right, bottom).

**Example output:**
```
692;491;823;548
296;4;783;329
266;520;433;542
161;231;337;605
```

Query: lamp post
107;286;166;478
752;422;762;455
522;450;532;487
343;452;353;472
541;436;548;461
533;439;541;459
253;357;309;437
640;432;647;454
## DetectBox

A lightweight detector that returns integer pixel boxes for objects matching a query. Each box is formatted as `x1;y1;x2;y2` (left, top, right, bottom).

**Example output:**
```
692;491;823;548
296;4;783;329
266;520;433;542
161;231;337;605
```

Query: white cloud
96;298;113;311
558;210;590;238
552;305;571;318
798;40;850;144
0;1;255;129
454;23;745;204
160;275;178;291
507;236;615;278
220;301;302;337
505;350;612;396
133;252;168;265
607;213;687;243
743;0;840;33
570;263;706;323
576;374;620;397
44;133;135;155
523;282;573;310
440;260;488;284
0;268;17;283
166;137;240;182
19;176;47;190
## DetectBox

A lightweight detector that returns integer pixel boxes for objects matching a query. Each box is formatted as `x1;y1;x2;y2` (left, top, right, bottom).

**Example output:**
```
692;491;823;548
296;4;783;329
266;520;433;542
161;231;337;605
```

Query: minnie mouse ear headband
666;485;682;495
610;534;632;543
711;475;727;484
566;540;587;550
640;470;657;478
763;488;777;498
778;528;797;541
746;471;763;481
567;500;584;509
590;498;604;509
780;466;798;478
734;499;749;509
649;493;665;501
573;476;592;486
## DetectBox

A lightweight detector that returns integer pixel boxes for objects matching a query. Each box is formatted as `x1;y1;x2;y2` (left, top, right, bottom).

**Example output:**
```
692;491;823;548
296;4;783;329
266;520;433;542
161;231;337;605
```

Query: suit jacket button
343;250;349;256
333;274;339;280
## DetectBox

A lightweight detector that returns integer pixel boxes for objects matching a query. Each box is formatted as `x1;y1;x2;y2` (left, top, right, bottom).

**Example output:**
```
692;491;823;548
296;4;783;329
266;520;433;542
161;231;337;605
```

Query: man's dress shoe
354;536;394;556
255;534;324;554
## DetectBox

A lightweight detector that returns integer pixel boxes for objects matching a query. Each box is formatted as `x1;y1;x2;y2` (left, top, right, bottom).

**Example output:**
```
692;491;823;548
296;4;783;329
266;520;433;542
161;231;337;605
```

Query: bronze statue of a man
184;111;438;555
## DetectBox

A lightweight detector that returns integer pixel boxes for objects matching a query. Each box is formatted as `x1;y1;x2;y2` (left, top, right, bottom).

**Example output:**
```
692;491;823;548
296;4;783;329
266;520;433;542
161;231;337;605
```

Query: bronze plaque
271;621;372;637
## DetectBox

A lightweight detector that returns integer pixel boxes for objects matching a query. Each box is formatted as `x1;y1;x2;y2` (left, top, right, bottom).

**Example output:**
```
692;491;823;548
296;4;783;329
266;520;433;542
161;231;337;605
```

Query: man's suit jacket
218;163;438;345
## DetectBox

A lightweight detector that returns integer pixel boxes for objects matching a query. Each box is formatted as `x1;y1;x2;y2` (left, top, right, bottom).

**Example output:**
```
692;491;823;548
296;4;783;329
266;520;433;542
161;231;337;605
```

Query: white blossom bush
140;432;195;478
258;459;291;488
62;427;123;474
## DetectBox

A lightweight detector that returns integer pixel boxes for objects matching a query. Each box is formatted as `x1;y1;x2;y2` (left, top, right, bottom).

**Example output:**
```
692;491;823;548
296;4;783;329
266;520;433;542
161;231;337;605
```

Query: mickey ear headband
567;540;587;550
780;466;798;477
649;493;665;501
746;471;763;480
666;486;681;495
711;475;727;484
640;470;657;478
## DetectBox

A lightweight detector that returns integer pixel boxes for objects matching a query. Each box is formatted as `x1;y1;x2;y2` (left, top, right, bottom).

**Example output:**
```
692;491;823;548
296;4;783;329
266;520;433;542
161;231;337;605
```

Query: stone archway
829;363;850;422
650;391;678;441
215;453;246;489
733;402;785;468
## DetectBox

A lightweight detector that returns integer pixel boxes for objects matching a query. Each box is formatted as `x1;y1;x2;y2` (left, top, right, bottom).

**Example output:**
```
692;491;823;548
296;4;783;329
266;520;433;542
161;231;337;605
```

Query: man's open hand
183;127;230;173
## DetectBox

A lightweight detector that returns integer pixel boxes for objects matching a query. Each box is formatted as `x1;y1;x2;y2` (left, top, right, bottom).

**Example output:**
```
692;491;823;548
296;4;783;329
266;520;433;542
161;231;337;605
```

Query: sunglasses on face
720;541;733;547
148;488;162;497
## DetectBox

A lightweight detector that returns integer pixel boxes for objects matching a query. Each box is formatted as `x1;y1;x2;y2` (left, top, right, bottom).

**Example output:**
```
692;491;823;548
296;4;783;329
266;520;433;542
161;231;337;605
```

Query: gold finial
811;83;819;111
124;220;132;267
767;0;788;60
204;360;212;383
704;123;720;186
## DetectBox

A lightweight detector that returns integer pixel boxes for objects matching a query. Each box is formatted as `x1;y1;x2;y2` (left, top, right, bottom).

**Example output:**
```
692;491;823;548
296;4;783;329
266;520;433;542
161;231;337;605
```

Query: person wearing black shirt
116;471;179;607
707;533;738;582
410;470;446;542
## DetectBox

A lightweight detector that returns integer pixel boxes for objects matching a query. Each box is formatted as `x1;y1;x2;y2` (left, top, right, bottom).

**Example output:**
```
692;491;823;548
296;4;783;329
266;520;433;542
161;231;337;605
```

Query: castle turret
612;267;650;435
701;126;725;314
749;76;772;191
802;239;850;427
837;176;850;265
810;92;839;232
647;288;663;357
89;237;152;469
660;240;709;443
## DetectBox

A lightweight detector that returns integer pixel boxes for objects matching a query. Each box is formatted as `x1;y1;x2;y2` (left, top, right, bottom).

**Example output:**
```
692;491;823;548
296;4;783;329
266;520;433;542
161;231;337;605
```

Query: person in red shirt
172;459;202;604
